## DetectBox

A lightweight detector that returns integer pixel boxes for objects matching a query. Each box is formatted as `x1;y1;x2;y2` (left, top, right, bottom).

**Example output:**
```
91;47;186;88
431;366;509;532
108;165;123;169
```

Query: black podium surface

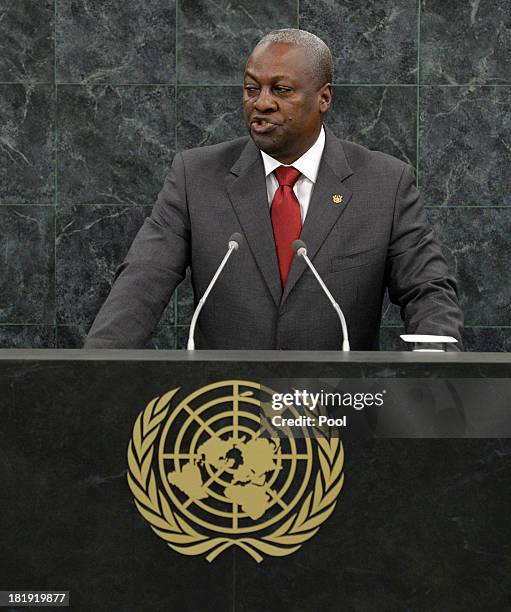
1;350;510;611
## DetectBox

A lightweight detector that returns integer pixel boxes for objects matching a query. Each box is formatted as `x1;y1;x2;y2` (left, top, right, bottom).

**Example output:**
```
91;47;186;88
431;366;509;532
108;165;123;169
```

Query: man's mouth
251;118;278;134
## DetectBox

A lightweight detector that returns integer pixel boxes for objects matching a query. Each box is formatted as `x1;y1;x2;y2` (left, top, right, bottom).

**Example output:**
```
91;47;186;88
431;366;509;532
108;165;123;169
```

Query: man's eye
274;86;291;94
244;85;259;92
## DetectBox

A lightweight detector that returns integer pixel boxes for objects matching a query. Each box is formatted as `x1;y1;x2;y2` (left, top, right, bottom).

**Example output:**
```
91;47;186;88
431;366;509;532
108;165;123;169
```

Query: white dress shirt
260;125;325;223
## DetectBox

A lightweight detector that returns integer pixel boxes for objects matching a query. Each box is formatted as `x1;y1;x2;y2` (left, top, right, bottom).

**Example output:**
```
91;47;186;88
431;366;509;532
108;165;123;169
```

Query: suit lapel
225;128;355;307
281;127;354;304
226;139;282;306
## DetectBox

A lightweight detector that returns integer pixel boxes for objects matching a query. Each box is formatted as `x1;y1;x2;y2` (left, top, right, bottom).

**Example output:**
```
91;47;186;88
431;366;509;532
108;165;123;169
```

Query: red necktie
271;166;302;286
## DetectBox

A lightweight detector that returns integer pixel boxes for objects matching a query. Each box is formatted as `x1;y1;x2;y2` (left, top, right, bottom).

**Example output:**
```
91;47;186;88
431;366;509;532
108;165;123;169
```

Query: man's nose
254;87;277;112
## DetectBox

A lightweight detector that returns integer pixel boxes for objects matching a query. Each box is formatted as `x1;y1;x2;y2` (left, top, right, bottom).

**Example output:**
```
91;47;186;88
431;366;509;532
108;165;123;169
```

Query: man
84;29;463;350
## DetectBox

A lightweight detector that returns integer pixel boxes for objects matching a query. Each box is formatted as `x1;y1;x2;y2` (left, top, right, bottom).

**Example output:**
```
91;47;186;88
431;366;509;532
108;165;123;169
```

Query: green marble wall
0;1;509;350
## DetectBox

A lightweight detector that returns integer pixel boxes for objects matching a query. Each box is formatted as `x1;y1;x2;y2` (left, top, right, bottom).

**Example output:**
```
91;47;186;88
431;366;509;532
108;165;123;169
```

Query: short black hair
255;28;334;87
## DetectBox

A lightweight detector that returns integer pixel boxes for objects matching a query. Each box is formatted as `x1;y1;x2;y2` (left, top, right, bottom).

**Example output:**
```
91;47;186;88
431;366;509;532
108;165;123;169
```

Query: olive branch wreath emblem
127;386;344;563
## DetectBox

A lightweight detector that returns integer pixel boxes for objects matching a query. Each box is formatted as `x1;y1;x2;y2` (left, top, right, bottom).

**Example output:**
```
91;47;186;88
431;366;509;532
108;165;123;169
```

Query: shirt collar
260;125;325;183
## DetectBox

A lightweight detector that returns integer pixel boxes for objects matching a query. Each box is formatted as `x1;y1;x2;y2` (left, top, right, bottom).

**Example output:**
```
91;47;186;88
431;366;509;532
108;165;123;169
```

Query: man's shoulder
339;137;410;175
324;127;411;186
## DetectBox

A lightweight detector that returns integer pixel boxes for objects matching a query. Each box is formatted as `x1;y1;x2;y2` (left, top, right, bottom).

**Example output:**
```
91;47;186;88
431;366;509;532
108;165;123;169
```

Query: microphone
187;232;243;350
292;240;350;351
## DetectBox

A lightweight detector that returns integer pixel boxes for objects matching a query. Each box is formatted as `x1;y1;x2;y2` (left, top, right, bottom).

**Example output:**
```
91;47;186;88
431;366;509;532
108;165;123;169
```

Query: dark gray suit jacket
84;126;463;350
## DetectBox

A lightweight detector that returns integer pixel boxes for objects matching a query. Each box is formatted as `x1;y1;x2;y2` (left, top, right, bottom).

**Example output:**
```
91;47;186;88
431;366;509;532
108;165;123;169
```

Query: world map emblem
127;380;344;562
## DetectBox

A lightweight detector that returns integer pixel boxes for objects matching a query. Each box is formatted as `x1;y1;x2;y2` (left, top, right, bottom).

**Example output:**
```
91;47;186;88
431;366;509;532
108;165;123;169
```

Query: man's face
243;42;331;165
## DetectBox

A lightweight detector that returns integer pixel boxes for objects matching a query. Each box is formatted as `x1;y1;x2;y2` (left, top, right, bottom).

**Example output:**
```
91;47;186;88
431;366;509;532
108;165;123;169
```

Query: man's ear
319;83;332;114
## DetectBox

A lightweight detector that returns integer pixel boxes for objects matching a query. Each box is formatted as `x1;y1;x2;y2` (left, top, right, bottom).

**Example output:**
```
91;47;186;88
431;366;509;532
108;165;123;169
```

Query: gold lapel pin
332;194;343;204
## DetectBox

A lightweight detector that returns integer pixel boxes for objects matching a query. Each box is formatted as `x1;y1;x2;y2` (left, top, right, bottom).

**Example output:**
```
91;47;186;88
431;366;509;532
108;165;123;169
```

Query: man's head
243;29;333;164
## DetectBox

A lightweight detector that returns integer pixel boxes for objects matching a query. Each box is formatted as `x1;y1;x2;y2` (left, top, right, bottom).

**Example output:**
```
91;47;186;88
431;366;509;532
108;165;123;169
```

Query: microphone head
292;239;307;257
228;232;244;251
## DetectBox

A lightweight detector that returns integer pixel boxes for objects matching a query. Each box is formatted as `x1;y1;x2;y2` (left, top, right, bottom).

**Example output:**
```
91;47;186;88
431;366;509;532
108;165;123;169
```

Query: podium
1;349;510;610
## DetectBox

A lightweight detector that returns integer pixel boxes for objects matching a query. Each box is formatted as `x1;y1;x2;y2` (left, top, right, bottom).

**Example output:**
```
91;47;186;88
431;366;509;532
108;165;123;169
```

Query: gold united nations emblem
127;380;344;562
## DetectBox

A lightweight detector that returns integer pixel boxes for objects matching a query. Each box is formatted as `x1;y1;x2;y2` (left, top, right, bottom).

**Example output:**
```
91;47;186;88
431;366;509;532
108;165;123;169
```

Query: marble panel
176;325;190;350
57;84;175;206
56;324;89;349
56;0;176;84
149;321;178;350
0;325;55;349
427;207;511;327
0;206;54;324
327;85;416;166
421;0;511;84
300;0;418;84
380;325;405;351
177;0;297;84
177;86;245;151
55;204;179;329
0;0;54;82
382;291;402;326
420;86;511;206
0;84;55;204
462;327;511;353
